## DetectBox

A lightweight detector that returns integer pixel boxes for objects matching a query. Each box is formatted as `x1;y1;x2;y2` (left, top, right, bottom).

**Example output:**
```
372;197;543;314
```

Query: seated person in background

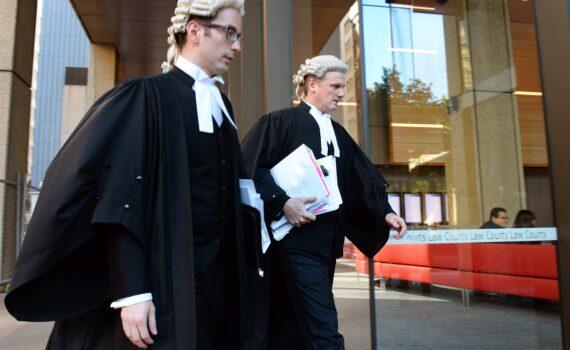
480;207;509;229
513;209;536;228
513;209;550;245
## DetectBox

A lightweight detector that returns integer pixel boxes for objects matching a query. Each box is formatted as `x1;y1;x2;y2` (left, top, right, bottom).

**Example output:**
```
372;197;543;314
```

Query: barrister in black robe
241;55;407;350
4;2;251;349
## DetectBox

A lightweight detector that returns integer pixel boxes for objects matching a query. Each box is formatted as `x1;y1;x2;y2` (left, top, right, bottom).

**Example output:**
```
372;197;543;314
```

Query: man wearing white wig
242;55;407;349
5;1;250;349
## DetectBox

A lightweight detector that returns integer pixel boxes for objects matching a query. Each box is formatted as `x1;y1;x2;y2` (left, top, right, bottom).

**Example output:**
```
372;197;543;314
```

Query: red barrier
353;243;559;300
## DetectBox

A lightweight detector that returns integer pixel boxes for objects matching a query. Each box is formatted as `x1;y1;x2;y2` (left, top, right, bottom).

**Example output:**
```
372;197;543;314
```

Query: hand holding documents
270;145;343;240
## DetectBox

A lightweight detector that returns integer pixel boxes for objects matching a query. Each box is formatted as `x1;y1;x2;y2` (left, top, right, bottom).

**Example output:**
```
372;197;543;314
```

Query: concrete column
263;0;292;112
444;0;526;228
227;0;265;139
534;0;570;343
291;0;313;71
228;0;290;139
0;0;37;279
61;68;88;146
86;43;117;107
116;57;128;84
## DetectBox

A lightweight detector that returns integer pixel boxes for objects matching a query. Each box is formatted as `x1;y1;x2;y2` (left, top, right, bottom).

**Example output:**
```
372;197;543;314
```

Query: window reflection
358;1;561;348
291;1;561;348
362;0;552;230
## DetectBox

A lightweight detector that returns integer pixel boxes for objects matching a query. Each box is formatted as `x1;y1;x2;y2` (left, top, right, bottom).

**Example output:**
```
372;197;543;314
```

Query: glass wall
290;0;561;348
359;0;561;348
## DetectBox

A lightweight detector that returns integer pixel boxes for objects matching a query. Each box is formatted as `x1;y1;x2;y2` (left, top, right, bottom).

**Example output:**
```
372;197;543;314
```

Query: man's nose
231;39;241;52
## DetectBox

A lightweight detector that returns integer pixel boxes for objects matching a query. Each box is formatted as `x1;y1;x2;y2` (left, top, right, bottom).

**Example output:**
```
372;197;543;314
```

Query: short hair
490;207;507;219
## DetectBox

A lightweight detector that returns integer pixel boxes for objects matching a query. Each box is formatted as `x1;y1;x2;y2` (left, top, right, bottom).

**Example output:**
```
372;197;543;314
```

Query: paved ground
0;260;564;349
374;284;562;350
334;259;563;350
0;294;52;349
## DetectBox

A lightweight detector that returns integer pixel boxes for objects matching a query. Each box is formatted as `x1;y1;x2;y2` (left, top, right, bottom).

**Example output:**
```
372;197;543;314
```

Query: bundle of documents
270;144;343;240
239;179;271;253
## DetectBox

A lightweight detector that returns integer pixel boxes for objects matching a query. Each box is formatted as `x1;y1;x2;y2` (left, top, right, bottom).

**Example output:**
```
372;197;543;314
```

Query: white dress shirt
110;292;153;309
303;100;340;158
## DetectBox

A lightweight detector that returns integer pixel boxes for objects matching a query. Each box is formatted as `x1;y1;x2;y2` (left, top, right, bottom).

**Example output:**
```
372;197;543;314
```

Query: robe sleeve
386;199;396;216
88;81;156;249
5;77;158;321
103;224;150;301
241;113;292;220
342;128;393;258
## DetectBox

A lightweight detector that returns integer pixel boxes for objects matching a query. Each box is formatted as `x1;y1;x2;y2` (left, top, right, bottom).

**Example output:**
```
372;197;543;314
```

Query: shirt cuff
110;293;153;309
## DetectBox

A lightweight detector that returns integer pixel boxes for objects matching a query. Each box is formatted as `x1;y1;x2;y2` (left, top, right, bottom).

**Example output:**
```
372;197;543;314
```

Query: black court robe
242;101;393;259
4;70;247;349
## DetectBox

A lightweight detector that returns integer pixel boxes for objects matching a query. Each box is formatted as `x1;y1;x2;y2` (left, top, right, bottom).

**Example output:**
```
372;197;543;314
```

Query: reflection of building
339;3;363;145
359;1;553;231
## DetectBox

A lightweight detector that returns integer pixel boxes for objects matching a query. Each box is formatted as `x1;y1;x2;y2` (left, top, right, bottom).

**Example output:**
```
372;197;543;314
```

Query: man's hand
385;213;407;239
120;300;157;349
283;197;317;227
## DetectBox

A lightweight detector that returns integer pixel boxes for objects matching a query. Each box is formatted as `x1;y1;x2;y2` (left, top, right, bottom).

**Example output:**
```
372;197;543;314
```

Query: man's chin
214;64;230;75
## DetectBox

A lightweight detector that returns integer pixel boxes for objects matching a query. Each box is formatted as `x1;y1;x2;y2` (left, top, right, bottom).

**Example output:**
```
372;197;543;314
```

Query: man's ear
186;21;201;44
307;77;319;93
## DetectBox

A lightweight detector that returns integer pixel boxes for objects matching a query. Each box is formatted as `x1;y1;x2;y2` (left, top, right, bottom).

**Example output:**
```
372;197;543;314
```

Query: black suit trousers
195;245;240;350
271;246;345;350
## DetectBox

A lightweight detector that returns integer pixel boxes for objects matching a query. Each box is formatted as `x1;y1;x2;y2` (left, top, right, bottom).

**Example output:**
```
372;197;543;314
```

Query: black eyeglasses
203;23;241;43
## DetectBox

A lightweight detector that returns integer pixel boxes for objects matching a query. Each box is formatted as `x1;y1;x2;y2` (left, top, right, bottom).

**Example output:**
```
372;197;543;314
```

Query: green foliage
368;66;446;109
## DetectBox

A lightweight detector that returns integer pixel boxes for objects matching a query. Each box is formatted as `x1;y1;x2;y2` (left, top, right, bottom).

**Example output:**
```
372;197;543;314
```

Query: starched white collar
303;100;340;158
175;56;237;133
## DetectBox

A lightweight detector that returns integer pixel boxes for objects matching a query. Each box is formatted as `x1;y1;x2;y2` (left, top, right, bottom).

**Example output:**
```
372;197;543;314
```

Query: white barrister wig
162;0;245;73
293;55;348;98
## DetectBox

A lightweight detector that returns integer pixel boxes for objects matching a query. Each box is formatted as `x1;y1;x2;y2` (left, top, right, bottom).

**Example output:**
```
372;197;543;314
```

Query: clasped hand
283;197;317;227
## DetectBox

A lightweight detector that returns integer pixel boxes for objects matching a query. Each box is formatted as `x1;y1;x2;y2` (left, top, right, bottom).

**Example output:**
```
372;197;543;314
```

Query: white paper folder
269;145;342;240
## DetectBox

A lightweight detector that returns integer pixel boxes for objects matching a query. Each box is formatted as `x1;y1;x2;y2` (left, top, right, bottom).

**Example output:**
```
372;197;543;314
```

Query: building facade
31;0;89;187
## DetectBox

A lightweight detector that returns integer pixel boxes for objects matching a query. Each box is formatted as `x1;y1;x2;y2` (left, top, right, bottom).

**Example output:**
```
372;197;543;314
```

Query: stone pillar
227;0;290;140
444;0;526;228
263;0;292;112
61;68;88;146
227;0;265;139
0;0;37;279
86;43;117;107
116;57;128;84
